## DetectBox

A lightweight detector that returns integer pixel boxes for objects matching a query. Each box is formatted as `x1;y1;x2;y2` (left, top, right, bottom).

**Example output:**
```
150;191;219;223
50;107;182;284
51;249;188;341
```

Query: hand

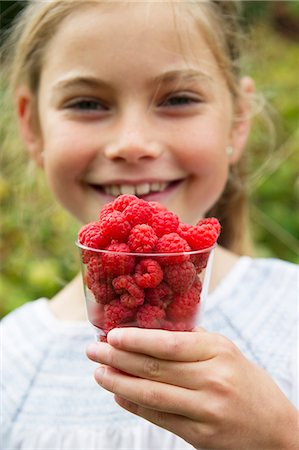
86;328;299;450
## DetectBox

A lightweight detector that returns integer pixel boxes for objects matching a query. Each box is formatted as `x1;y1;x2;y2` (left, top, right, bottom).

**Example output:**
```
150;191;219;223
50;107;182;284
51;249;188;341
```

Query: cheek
177;139;228;178
171;117;231;168
42;125;97;176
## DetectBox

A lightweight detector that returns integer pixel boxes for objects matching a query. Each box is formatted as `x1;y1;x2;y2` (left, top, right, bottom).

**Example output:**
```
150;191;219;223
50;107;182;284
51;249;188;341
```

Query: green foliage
242;21;299;264
1;16;298;318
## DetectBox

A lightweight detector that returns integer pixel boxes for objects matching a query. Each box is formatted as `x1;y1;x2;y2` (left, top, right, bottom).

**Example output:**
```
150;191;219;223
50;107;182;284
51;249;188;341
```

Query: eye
161;94;202;108
65;98;108;111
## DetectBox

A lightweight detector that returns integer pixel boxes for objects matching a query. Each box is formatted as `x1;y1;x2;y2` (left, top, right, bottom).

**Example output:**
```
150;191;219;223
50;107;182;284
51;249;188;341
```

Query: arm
87;328;299;450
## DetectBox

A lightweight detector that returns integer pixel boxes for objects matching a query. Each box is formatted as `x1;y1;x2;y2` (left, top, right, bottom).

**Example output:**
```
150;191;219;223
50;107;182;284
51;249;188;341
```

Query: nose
104;116;163;164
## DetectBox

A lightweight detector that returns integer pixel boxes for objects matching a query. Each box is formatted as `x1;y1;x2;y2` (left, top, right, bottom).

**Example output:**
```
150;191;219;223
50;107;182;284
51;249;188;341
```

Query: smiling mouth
89;180;182;197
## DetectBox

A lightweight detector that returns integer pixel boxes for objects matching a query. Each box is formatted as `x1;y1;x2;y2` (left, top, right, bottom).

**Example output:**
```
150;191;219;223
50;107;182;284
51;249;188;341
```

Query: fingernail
95;366;105;383
107;328;122;345
86;343;99;359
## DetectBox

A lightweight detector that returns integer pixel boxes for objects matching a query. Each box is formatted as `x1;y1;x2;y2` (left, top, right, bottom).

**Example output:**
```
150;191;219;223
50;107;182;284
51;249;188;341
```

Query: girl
2;1;298;449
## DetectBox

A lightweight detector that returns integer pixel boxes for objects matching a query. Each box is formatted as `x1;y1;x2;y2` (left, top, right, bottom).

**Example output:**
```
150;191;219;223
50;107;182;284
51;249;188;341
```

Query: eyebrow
152;69;212;86
52;76;111;93
52;69;211;93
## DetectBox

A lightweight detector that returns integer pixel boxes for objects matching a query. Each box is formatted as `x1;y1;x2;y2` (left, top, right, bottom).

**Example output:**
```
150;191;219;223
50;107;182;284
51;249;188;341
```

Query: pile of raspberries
78;195;220;339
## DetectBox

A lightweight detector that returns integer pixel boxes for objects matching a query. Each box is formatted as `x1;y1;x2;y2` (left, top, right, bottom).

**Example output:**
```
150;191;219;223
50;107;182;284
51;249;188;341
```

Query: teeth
111;185;121;196
103;185;112;195
102;181;170;196
136;183;150;195
120;184;136;195
151;182;161;192
159;182;168;191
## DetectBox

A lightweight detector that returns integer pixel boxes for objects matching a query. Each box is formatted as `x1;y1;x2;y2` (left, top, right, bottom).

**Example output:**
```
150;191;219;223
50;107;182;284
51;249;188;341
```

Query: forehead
41;2;223;86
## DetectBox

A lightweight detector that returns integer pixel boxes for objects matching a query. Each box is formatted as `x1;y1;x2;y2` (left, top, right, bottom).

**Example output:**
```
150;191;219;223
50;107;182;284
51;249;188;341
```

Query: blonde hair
3;0;257;255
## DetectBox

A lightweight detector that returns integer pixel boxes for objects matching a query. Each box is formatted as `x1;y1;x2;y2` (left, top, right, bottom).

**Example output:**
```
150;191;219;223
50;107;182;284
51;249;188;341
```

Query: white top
1;256;298;450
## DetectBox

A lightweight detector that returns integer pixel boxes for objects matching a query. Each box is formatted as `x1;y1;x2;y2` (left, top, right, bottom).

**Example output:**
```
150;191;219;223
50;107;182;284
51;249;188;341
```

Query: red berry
191;251;210;272
177;222;193;241
104;300;135;326
134;258;163;288
148;201;167;214
78;222;109;262
113;275;145;308
145;282;173;308
127;224;158;253
136;304;166;329
166;281;201;321
88;279;116;304
155;233;191;264
150;210;179;237
163;261;196;293
112;194;137;212
161;320;192;331
197;217;221;237
86;255;105;282
79;197;221;332
185;224;218;250
102;242;135;277
99;211;131;242
99;202;114;221
122;198;153;226
78;222;109;249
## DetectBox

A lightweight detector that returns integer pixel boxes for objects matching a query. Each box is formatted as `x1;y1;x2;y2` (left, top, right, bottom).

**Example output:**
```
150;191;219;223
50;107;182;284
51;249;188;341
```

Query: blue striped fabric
1;256;298;450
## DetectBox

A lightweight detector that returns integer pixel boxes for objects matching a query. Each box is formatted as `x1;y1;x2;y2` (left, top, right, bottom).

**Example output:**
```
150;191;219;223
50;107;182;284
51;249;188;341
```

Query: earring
226;146;234;156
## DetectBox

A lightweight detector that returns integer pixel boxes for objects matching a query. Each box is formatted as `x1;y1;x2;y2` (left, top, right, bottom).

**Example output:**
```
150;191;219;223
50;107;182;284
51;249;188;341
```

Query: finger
107;327;220;362
114;395;199;446
87;342;206;389
94;364;202;419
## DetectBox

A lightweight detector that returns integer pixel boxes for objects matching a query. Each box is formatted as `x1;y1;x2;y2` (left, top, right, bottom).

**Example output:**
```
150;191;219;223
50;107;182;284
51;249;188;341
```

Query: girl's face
20;3;250;225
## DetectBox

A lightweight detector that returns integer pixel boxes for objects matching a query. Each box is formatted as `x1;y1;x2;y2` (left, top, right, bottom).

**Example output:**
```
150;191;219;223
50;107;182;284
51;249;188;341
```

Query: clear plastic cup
76;242;215;341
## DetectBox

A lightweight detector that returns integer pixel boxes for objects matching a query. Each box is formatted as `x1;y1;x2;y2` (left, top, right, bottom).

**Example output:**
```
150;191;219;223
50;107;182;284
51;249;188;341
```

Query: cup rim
75;240;217;257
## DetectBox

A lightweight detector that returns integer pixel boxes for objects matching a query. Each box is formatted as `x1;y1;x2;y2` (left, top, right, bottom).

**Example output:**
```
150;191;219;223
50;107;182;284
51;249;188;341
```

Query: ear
229;76;255;164
16;86;44;168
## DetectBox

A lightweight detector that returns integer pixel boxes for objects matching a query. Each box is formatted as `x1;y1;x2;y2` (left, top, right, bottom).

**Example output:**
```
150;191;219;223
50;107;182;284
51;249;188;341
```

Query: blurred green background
1;1;298;318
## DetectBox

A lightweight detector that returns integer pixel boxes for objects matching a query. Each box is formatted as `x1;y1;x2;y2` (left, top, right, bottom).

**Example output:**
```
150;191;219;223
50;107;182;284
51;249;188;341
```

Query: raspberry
191;277;202;293
122;198;153;226
145;282;173;308
166;282;201;320
150;210;179;238
136;304;166;329
155;233;191;264
99;202;114;221
99;211;131;242
134;258;163;288
86;255;105;282
163;261;196;293
78;222;109;249
185;223;218;250
191;251;210;272
112;194;137;212
103;320;119;334
113;275;145;308
78;222;109;263
177;222;193;241
102;242;135;277
197;217;221;237
104;300;135;326
161;320;192;332
127;224;158;253
79;196;221;333
148;201;167;214
88;279;116;304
